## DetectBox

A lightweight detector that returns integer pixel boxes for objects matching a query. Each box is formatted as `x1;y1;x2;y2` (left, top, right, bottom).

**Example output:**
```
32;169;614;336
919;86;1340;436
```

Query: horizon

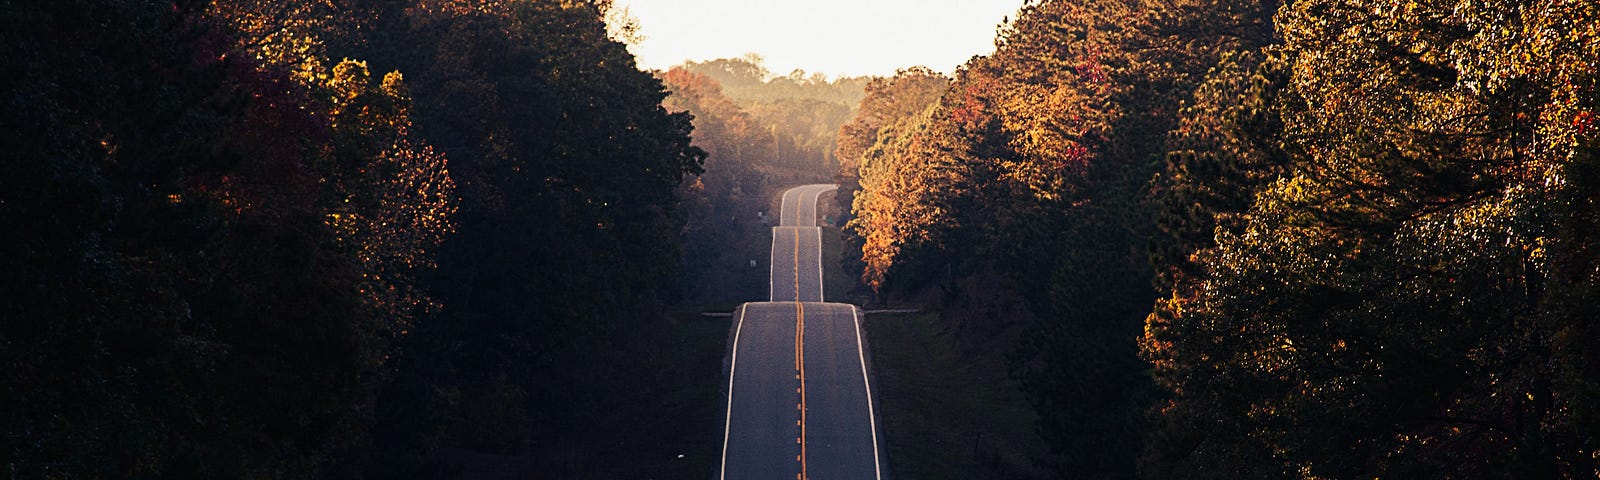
612;0;1024;78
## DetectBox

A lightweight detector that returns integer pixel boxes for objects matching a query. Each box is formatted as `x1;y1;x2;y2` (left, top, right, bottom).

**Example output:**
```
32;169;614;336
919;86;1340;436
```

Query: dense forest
840;0;1599;478
2;0;706;477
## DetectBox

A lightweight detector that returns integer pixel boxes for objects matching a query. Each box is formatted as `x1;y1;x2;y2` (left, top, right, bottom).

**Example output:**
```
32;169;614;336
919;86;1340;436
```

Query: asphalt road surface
770;226;824;302
778;184;831;228
721;184;885;479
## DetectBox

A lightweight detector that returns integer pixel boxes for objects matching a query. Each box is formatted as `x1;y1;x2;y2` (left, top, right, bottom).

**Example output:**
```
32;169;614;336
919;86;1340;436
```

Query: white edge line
805;188;816;227
808;185;828;227
815;226;825;302
806;186;819;225
850;305;883;479
769;229;777;302
783;188;799;226
719;303;750;480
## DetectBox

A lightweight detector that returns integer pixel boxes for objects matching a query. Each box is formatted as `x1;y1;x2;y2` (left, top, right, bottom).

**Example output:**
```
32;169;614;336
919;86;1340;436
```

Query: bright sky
612;0;1025;78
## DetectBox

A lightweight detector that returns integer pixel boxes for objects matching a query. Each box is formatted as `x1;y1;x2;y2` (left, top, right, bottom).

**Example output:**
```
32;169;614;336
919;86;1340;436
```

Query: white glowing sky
612;0;1024;78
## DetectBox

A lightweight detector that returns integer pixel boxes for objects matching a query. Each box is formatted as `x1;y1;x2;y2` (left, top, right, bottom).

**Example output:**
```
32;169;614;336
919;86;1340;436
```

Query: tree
836;67;951;183
356;1;705;474
0;0;457;476
1142;0;1600;476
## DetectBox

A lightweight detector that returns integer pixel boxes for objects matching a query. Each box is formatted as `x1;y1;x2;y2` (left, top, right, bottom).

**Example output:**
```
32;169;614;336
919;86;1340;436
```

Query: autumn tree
831;68;950;290
1142;0;1600;477
842;0;1286;476
836;67;949;175
354;1;705;475
0;0;456;476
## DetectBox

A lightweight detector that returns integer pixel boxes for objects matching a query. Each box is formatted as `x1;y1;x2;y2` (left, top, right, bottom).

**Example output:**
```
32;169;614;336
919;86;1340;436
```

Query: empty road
721;184;885;479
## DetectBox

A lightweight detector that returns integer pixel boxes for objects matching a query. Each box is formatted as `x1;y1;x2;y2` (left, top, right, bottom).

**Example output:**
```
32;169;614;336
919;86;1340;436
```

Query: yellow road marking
793;227;808;479
796;301;808;479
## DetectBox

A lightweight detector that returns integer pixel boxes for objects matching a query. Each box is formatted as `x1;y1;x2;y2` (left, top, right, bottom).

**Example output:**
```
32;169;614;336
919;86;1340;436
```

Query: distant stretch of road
721;184;886;479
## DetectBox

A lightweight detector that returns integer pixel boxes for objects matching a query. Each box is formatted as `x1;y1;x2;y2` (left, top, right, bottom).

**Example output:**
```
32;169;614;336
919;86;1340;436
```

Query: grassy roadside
817;190;870;306
584;304;734;479
861;310;1051;479
439;303;732;479
819;225;859;304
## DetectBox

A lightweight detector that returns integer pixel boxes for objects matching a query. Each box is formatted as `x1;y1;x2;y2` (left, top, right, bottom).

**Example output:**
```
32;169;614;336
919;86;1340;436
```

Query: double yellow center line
792;226;809;480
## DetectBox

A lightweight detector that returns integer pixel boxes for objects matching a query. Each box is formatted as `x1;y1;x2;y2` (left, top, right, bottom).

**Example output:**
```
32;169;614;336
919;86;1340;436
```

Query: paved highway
778;184;830;228
721;184;885;479
770;226;824;302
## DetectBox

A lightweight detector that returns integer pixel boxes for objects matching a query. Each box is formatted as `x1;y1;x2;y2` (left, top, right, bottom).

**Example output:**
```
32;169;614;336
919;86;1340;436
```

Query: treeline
662;58;865;302
681;57;867;178
682;56;869;106
1;0;702;477
840;0;1598;478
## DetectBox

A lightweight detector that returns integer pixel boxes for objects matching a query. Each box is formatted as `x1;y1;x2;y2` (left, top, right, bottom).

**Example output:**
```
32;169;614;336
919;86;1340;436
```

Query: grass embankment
819;225;859;304
816;190;865;305
861;309;1051;479
438;303;730;479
